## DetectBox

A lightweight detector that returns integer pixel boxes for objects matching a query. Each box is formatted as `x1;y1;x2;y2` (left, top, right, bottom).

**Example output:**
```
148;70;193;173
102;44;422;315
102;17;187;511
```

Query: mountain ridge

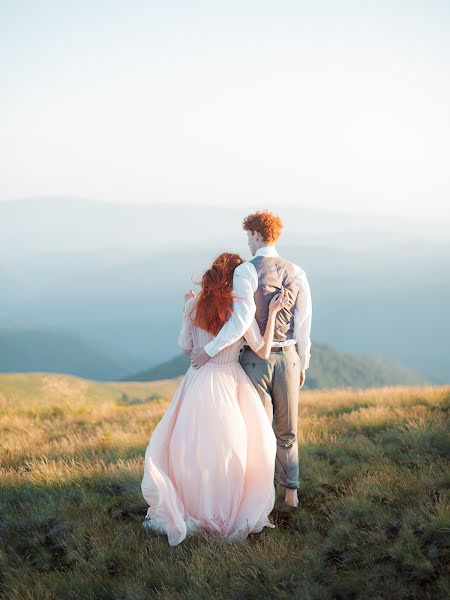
0;326;128;381
123;341;430;389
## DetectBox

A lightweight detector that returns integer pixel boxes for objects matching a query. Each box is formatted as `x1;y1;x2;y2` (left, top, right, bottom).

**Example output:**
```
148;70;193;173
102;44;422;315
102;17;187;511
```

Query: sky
1;0;449;221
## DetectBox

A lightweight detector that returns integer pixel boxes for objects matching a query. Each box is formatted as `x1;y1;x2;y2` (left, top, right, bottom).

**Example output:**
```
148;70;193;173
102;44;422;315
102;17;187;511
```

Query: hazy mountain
1;197;449;383
2;196;449;259
124;342;430;389
0;326;134;380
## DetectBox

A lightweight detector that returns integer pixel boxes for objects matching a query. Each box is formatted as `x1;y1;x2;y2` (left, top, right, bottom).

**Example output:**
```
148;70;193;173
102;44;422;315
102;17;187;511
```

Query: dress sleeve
243;318;265;353
177;298;195;352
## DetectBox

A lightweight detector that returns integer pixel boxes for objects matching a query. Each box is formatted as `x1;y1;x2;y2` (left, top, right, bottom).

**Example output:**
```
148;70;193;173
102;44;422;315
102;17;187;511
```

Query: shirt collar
255;245;279;258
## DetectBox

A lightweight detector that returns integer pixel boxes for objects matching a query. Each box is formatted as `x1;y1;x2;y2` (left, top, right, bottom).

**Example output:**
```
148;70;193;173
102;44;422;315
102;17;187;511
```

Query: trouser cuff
275;478;299;490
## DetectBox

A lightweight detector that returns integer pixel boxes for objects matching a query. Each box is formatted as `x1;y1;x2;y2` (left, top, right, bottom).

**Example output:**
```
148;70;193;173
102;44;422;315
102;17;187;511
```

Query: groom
191;210;312;508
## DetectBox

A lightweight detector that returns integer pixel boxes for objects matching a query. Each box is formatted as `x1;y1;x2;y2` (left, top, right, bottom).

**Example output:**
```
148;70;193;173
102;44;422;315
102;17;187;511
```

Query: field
0;373;449;599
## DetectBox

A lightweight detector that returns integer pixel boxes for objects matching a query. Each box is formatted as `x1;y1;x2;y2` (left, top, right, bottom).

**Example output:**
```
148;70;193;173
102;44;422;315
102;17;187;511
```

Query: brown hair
193;252;244;335
242;209;283;243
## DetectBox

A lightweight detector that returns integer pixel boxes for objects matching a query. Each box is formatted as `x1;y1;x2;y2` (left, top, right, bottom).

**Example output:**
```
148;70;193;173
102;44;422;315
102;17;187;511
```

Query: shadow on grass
2;456;447;600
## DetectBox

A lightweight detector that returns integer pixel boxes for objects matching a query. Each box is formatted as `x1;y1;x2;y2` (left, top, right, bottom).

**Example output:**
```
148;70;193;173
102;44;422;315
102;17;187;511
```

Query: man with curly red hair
191;209;312;509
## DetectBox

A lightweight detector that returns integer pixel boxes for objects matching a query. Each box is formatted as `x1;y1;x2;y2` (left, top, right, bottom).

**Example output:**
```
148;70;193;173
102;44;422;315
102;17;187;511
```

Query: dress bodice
192;324;243;365
178;298;263;365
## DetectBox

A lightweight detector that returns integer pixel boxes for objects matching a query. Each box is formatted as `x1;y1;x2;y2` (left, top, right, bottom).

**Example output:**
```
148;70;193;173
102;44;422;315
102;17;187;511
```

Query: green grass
0;374;449;599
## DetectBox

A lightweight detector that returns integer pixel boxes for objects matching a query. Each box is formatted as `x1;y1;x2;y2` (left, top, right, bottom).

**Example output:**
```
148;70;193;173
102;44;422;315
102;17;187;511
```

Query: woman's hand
269;286;289;313
184;290;195;303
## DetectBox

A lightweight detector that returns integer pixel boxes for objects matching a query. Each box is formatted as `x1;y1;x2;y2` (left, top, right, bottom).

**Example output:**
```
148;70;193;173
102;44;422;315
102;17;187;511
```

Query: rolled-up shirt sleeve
203;262;258;357
293;266;312;370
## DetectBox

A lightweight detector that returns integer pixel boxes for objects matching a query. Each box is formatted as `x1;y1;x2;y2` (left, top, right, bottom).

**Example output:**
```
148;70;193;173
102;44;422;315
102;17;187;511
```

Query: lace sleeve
178;298;195;352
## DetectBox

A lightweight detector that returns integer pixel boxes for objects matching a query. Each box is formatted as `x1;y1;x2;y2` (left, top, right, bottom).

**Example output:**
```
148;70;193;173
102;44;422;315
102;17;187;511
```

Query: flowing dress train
141;298;276;546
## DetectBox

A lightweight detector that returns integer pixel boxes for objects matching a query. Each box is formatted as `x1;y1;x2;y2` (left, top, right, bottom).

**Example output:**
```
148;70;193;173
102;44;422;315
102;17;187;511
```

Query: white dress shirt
203;246;312;370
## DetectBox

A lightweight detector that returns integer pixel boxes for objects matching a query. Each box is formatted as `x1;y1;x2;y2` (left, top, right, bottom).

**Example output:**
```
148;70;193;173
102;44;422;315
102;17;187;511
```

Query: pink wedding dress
141;297;277;546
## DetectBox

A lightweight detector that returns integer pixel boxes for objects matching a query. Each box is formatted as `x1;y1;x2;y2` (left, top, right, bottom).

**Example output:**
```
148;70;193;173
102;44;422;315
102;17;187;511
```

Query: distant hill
123;341;429;389
0;372;177;407
303;342;430;388
0;326;125;380
1;197;449;383
0;323;432;388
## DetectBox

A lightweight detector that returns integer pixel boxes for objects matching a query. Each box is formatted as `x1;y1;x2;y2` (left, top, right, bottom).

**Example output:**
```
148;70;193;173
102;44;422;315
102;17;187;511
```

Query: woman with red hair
141;252;287;546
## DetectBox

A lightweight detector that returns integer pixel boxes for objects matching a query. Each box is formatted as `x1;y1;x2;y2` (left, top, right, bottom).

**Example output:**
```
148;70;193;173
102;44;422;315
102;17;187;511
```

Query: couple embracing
141;210;312;546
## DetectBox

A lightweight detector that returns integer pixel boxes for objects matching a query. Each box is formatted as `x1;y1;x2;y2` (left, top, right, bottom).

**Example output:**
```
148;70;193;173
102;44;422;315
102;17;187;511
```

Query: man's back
250;254;299;342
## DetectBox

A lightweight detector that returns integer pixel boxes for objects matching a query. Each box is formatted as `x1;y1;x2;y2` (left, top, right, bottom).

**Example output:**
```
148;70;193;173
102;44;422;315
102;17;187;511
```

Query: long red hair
192;252;244;336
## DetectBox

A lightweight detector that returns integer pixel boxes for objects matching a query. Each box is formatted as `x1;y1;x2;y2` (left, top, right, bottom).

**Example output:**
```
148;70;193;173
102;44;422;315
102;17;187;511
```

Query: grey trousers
239;345;301;490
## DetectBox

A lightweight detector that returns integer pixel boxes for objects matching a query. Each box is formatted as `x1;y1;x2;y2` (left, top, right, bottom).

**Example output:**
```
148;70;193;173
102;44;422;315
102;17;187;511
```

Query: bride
141;252;288;546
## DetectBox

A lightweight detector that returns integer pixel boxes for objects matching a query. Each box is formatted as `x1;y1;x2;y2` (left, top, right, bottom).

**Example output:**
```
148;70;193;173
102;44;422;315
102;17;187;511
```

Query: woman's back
182;297;243;365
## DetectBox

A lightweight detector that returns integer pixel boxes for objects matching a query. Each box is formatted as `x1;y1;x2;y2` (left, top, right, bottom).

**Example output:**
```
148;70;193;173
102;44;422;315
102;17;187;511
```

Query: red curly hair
193;252;244;336
242;209;283;243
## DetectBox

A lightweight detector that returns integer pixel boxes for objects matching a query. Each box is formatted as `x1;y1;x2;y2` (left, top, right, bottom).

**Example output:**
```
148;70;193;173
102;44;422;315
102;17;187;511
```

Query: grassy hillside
0;373;448;599
0;326;125;380
124;341;429;388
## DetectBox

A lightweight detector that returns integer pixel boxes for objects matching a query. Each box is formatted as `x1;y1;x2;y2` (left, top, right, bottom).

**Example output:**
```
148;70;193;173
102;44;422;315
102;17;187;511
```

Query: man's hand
191;348;211;369
299;369;306;389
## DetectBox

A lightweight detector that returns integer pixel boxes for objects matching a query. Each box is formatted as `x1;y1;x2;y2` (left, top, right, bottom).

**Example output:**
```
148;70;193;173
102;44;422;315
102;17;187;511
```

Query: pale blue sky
1;0;449;220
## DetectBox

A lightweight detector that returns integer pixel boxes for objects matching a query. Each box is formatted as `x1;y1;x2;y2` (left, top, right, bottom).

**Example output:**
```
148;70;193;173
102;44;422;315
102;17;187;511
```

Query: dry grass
0;374;449;599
